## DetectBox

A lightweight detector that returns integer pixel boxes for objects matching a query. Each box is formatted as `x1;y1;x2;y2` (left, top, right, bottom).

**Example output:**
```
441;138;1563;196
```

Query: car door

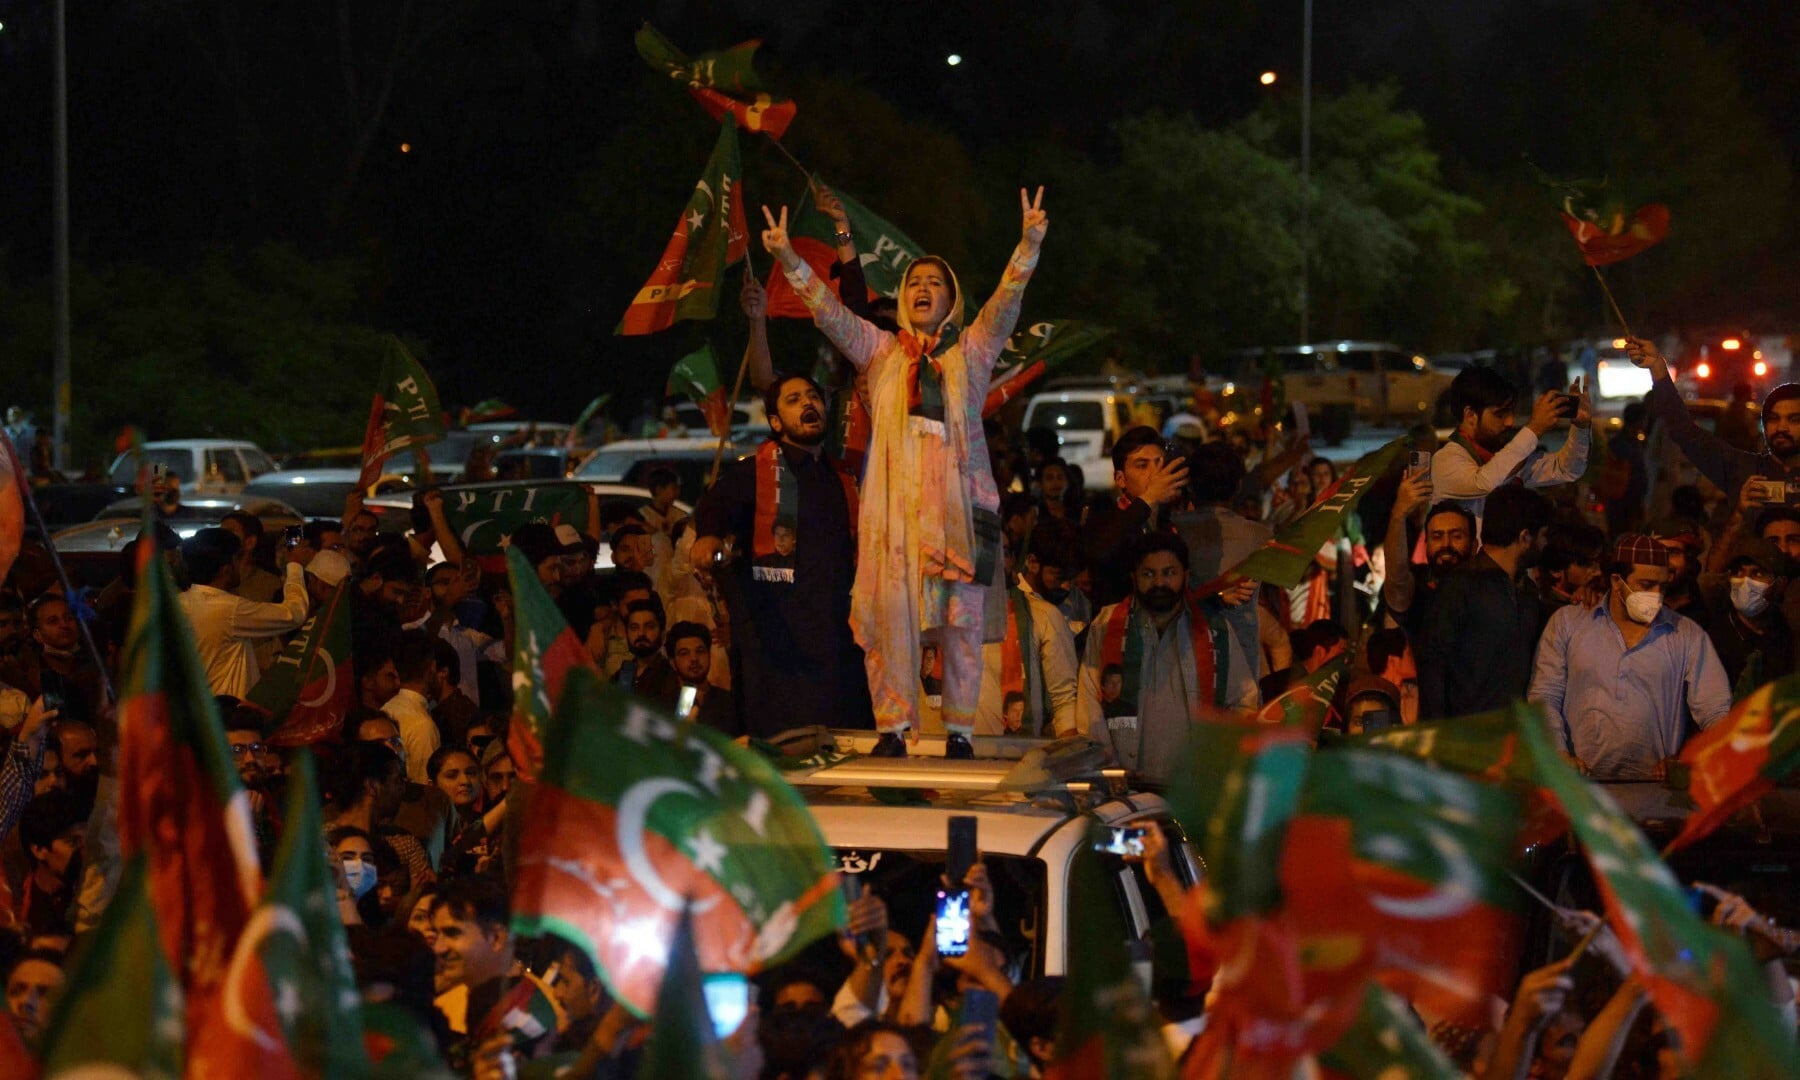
1380;349;1434;421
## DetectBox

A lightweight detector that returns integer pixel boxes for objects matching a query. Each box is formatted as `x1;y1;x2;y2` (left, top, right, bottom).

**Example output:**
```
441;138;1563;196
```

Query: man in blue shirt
1529;534;1731;780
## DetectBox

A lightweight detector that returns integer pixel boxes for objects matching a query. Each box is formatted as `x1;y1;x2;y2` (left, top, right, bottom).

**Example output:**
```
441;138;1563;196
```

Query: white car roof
139;439;264;449
245;468;362;484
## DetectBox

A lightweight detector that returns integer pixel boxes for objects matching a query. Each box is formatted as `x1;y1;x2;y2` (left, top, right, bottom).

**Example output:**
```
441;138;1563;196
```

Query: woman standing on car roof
759;188;1049;758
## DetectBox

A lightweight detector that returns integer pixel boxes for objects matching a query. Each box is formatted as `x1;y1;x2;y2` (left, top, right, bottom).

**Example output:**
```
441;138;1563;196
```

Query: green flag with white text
1230;437;1407;587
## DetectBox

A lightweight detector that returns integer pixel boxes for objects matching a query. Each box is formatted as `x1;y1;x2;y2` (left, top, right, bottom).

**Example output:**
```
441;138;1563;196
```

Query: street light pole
52;0;72;471
1299;0;1312;346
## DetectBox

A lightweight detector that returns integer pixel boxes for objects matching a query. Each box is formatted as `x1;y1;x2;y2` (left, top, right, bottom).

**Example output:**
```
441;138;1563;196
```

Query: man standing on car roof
691;373;874;738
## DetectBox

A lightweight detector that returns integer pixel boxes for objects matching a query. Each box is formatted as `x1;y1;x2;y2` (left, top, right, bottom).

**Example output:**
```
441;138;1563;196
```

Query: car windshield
426;431;499;468
575;447;634;481
111;448;191;486
243;479;354;518
832;848;1049;978
1027;401;1104;431
495;453;568;481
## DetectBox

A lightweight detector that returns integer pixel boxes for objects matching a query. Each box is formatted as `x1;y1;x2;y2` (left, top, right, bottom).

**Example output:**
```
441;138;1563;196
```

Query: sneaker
872;732;908;758
944;732;975;760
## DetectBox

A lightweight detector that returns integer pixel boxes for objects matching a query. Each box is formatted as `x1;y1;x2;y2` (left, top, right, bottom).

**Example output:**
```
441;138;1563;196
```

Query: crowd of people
0;181;1797;1077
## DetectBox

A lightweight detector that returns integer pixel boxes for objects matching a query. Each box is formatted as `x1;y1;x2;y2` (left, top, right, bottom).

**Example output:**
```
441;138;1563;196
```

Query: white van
1021;387;1136;491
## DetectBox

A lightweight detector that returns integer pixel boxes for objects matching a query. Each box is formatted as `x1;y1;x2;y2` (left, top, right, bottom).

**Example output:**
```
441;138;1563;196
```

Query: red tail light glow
1696;362;1712;379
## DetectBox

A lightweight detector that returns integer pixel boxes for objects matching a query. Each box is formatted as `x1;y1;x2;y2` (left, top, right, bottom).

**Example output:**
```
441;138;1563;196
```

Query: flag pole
4;439;113;704
766;137;818;194
708;259;758;489
1590;265;1634;340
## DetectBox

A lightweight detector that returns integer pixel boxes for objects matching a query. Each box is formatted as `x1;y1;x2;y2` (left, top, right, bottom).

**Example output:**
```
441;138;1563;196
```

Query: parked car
493;447;587;481
668;399;771;440
21;483;125;536
1021;388;1136;491
1228;342;1449;443
58;496;307;590
105;440;280;496
93;494;305;531
361;481;691;570
241;468;411;519
574;437;749;504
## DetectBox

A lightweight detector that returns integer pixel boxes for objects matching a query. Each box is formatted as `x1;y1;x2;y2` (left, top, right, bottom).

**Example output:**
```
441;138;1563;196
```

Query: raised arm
762;204;890;372
1381;471;1430;614
1520;378;1593;486
961;187;1047;375
741;271;775;394
815;185;875;321
1432;391;1563;500
1629;337;1762;499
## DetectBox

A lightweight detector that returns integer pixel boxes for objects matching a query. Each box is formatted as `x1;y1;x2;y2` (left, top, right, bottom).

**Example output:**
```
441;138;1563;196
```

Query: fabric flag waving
1533;165;1672;267
1229;437;1407;587
504;545;597;782
1516;704;1800;1077
1665;671;1800;853
667;344;732;437
222;750;371;1076
511;666;844;1016
358;336;445;491
117;520;266;1075
0;1011;34;1080
442;482;593;569
0;435;22;590
763;182;924;319
1046;828;1175;1080
638;906;730;1080
246;584;353;747
1315;983;1460;1080
566;394;611;448
635;23;796;138
38;854;186;1080
618;117;750;336
1254;652;1346;737
984;321;1115;418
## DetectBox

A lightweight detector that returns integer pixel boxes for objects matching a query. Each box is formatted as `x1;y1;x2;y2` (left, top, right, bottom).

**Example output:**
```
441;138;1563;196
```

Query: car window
243;480;352;518
206;449;245;483
241;449;277;476
1027;401;1104;431
576;448;632;481
624;459;711;504
112;449;191;486
496;453;567;480
1335;348;1379;372
831;848;1049;980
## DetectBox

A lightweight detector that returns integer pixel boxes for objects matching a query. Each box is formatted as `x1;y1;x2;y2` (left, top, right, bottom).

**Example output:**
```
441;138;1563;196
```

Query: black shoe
944;733;975;760
872;732;908;758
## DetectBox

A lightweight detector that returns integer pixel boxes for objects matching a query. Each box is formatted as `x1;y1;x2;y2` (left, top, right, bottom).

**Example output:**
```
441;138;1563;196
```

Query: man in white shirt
177;527;309;698
1431;366;1592;523
381;631;443;785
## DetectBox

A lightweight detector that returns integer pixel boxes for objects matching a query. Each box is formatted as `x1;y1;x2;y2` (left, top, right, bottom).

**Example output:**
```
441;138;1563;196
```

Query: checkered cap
1613;533;1670;568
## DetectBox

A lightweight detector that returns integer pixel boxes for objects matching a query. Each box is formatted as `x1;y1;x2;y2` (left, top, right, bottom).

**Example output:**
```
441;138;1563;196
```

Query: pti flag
357;337;445;491
1315;983;1460;1080
247;584;353;747
635;23;796;138
763;182;923;319
984;320;1116;418
1533;164;1671;267
1517;705;1800;1077
1665;671;1800;853
0;435;22;590
667;343;732;437
38;856;185;1079
510;666;844;1016
618;117;750;336
637;906;730;1080
117;523;265;1075
221;751;371;1076
1255;652;1345;737
504;545;597;783
1046;829;1175;1080
1229;437;1407;587
440;481;592;566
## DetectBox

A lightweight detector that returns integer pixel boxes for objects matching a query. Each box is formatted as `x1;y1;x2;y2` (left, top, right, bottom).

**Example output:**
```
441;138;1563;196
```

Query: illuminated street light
946;53;962;66
400;143;412;153
1259;71;1277;85
1722;337;1742;351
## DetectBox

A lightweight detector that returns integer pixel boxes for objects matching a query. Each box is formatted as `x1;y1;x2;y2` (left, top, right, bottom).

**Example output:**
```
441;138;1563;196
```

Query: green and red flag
0;435;23;590
38;854;186;1079
511;666;844;1016
246;584;353;747
0;1015;32;1080
1228;437;1407;587
461;398;518;425
471;973;562;1053
222;750;371;1077
1664;671;1800;853
117;521;265;1074
1253;653;1346;738
763;181;924;319
442;482;594;572
1314;983;1460;1080
984;321;1116;418
1517;704;1800;1077
635;23;796;139
1532;165;1672;267
504;545;598;782
618;116;750;336
1047;828;1175;1080
667;343;732;437
638;906;730;1080
358;336;445;491
565;394;612;448
1279;749;1527;1027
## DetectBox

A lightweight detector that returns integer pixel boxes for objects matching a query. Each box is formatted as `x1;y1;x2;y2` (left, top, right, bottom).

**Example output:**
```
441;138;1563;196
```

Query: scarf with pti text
752;439;859;584
999;589;1052;734
1100;593;1229;718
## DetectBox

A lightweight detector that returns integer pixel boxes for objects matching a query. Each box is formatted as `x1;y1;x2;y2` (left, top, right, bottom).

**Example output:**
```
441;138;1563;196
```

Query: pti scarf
1449;430;1527;486
1000;589;1052;734
752;439;859;584
900;322;960;424
1100;594;1229;722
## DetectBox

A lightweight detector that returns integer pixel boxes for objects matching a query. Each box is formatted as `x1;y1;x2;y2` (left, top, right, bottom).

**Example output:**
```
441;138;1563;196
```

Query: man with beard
14;596;106;732
1076;534;1255;784
692;373;872;739
1648;516;1709;620
1628;337;1800;505
657;621;738;736
612;598;672;695
1381;466;1477;638
1417;484;1553;720
1431;366;1591;523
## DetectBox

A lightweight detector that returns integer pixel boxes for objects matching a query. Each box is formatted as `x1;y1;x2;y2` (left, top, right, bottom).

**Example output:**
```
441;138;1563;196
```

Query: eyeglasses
229;742;268;757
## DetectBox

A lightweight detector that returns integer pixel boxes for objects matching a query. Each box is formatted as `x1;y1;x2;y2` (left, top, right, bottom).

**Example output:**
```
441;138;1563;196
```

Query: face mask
1617;579;1663;624
342;859;378;899
1731;575;1774;618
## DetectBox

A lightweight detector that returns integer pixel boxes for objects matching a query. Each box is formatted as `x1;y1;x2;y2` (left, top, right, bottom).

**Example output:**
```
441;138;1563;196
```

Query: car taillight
1755;360;1769;377
1696;362;1711;379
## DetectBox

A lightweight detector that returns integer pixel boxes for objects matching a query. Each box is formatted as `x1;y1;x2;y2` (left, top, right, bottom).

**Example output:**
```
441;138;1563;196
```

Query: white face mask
341;858;378;899
1730;575;1774;618
1617;579;1663;624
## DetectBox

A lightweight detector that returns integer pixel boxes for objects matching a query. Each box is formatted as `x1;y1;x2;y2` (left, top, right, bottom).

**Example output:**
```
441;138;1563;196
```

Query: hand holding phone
935;889;972;957
1093;826;1147;857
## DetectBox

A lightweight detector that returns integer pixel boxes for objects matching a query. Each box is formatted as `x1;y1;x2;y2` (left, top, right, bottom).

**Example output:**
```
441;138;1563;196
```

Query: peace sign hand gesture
1020;186;1048;250
760;205;801;270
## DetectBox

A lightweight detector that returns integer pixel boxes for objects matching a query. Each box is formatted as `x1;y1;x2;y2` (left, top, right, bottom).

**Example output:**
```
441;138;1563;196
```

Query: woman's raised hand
760;205;800;269
1020;186;1048;249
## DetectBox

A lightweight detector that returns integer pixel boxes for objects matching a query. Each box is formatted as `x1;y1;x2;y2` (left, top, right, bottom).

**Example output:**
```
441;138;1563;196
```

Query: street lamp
946;53;962;67
1299;0;1312;345
1259;70;1277;85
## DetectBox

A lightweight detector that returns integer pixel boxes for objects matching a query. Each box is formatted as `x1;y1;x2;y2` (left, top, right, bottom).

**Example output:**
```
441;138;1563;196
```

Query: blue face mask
342;859;378;899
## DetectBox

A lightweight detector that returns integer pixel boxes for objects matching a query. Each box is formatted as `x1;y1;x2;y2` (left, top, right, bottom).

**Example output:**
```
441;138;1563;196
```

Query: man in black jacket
1417;484;1553;720
1081;426;1190;610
